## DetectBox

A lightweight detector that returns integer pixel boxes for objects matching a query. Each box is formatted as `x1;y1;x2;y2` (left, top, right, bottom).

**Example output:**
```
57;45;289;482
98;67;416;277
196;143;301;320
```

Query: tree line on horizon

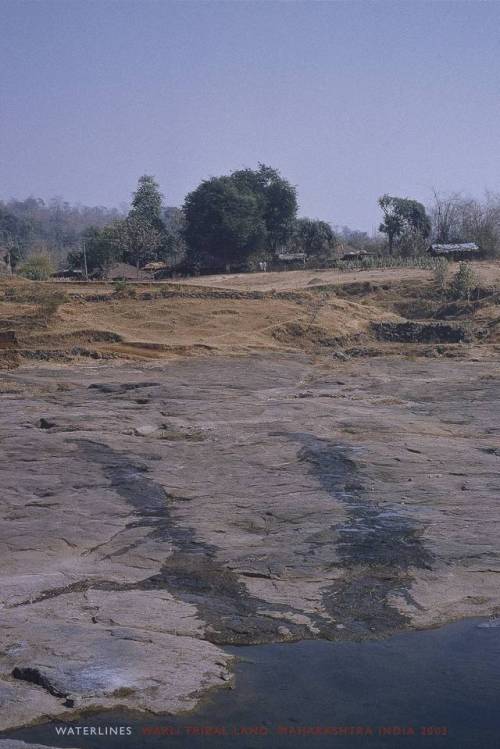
1;165;500;280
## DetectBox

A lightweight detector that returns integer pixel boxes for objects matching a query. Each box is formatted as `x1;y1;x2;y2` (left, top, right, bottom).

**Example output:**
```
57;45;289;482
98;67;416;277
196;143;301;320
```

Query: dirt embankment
1;263;500;368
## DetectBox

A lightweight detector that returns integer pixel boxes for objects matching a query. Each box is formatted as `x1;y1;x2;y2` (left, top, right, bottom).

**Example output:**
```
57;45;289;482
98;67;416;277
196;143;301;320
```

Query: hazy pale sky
1;0;499;230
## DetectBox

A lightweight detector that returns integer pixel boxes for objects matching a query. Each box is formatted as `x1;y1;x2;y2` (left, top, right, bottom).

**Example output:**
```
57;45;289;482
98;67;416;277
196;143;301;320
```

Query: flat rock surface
0;353;499;730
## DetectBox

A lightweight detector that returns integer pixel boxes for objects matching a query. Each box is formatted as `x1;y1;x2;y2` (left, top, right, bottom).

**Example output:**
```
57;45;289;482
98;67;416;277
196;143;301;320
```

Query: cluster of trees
0;197;123;269
0;182;186;277
70;165;338;276
377;192;500;259
431;191;500;257
66;177;186;275
2;166;500;280
336;226;386;254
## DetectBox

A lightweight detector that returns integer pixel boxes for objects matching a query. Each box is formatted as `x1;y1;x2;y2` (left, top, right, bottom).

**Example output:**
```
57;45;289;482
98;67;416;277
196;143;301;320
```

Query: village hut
428;243;480;260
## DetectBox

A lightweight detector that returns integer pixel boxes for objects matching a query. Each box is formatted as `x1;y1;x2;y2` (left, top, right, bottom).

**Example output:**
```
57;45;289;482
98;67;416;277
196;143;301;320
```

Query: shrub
450;262;478;301
432;258;449;290
344;255;435;272
18;254;55;281
113;278;136;298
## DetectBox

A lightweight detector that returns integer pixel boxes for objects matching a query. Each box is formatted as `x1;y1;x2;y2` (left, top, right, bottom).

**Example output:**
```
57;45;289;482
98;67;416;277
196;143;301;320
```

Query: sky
1;0;500;231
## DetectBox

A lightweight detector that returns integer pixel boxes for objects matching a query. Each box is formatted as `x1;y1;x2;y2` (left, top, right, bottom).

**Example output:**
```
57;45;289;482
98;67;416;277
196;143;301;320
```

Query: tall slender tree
130;175;164;227
124;175;165;271
378;195;430;255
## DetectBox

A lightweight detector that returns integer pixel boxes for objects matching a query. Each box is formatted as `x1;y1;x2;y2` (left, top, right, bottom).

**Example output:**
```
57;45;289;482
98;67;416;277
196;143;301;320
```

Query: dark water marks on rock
60;440;316;646
76;434;434;643
283;433;434;637
13;433;433;645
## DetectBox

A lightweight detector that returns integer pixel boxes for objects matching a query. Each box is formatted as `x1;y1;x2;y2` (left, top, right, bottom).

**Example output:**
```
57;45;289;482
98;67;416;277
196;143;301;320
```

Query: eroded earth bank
0;353;499;731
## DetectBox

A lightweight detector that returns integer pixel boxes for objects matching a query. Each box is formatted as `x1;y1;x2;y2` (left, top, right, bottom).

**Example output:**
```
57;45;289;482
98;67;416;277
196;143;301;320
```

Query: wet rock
88;382;160;394
0;591;230;730
38;417;56;430
12;666;66;698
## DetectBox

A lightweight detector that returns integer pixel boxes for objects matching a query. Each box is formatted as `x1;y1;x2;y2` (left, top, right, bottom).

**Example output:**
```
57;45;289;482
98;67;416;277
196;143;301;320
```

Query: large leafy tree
184;177;266;267
292;218;337;257
158;207;187;265
184;165;297;267
378;195;431;255
230;164;298;252
119;215;162;271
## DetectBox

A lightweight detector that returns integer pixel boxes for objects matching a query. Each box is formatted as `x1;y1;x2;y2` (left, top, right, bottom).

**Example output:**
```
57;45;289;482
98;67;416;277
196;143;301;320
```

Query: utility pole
82;239;88;281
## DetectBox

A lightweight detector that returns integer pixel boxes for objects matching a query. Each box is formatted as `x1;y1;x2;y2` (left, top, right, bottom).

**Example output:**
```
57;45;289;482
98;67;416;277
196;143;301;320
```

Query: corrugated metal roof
277;253;306;260
143;261;168;271
430;243;479;252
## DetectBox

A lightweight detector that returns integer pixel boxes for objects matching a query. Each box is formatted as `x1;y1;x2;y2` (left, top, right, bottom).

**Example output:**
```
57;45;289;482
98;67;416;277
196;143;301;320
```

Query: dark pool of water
3;618;500;749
